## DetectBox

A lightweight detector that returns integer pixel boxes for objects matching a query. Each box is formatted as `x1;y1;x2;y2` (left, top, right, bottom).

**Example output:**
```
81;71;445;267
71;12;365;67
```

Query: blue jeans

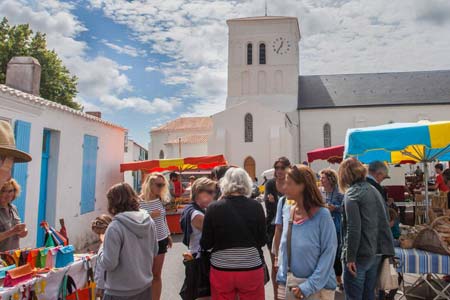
344;256;382;300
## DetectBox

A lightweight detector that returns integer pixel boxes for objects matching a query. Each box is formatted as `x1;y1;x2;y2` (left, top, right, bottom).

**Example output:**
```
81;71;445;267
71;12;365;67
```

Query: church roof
298;70;450;109
151;117;212;133
165;134;209;145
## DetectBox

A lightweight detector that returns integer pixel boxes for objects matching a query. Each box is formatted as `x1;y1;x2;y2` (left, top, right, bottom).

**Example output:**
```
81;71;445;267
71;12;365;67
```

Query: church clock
272;37;291;55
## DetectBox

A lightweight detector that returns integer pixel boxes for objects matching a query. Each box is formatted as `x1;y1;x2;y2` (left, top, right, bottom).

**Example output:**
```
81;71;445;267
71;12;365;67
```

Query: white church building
208;16;450;179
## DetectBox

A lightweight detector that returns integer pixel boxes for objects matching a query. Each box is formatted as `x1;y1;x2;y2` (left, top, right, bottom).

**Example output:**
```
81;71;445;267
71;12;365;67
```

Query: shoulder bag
285;206;335;300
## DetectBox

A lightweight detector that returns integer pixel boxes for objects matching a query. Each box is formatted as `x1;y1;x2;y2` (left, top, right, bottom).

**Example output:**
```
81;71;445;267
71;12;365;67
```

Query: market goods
414;216;450;255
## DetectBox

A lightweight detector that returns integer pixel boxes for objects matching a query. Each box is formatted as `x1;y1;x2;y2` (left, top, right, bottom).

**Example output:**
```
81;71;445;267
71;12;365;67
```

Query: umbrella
307;145;344;164
120;154;228;173
345;121;450;222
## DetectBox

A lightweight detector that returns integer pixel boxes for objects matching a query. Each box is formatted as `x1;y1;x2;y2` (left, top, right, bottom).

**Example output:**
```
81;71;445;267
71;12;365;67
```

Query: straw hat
0;121;32;163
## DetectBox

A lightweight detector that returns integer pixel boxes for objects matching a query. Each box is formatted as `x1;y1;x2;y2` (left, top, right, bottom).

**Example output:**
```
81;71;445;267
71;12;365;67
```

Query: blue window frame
12;120;31;220
80;135;98;214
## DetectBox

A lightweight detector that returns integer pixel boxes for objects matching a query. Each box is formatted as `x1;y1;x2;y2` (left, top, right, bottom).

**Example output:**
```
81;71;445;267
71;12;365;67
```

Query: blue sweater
277;206;337;297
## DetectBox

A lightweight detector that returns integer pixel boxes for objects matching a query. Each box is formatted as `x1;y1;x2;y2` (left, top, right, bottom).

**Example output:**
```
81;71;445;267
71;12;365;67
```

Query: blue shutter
12;120;31;220
80;135;98;214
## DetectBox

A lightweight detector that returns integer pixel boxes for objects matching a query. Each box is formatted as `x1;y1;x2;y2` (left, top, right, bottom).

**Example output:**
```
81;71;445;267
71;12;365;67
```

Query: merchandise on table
414;216;450;255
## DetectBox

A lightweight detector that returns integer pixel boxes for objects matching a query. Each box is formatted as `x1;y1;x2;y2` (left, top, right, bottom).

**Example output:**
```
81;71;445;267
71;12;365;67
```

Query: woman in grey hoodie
98;183;159;300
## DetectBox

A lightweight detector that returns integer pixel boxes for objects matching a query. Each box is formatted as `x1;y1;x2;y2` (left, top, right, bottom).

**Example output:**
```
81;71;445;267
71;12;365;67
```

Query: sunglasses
154;183;166;188
275;165;286;170
1;189;15;194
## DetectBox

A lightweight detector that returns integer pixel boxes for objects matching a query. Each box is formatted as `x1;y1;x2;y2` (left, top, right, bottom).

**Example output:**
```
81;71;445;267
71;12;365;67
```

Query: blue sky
2;0;450;146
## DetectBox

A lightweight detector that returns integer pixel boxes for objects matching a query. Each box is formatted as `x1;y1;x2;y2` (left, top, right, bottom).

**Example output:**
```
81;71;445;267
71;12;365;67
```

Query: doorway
244;156;256;180
37;129;51;247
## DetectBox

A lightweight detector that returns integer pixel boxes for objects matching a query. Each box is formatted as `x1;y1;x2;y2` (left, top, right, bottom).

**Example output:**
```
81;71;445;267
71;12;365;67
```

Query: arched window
247;43;253;65
323;123;331;148
159;149;165;159
259;43;266;64
245;113;253;143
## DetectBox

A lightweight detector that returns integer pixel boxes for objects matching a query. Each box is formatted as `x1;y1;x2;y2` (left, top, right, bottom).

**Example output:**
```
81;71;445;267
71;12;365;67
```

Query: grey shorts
103;286;151;300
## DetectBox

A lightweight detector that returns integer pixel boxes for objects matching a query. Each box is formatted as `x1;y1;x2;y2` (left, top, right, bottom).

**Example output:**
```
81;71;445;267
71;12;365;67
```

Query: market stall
0;248;95;300
307;145;344;164
345;120;450;223
120;154;228;234
345;121;450;298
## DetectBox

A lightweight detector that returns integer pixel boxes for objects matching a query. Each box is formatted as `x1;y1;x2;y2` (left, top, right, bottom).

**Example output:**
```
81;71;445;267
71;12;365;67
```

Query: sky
2;0;450;146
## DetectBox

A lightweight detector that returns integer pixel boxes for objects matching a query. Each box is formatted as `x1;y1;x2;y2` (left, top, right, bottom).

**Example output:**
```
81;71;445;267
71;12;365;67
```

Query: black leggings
334;252;343;277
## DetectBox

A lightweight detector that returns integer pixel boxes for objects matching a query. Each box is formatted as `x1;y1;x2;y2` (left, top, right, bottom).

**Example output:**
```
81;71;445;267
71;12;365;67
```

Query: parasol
345;121;450;222
307;145;344;164
120;154;227;173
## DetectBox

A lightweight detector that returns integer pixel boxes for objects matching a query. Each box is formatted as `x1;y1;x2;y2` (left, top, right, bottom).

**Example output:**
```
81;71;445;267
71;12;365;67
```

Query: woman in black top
264;157;290;300
201;167;266;300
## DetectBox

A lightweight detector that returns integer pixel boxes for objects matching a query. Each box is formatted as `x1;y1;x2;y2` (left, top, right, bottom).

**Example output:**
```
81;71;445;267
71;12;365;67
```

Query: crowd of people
3;119;450;300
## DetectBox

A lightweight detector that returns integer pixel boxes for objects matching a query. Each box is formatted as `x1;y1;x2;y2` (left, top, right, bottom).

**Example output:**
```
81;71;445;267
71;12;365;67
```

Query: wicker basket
413;216;450;255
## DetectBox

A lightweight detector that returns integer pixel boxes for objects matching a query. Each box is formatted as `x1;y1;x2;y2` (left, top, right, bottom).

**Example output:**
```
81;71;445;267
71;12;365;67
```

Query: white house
149;117;212;160
208;16;450;177
124;139;148;191
0;57;126;249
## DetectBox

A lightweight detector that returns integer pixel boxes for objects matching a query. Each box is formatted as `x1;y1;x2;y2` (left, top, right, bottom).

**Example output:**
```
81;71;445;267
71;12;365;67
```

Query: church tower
226;16;301;112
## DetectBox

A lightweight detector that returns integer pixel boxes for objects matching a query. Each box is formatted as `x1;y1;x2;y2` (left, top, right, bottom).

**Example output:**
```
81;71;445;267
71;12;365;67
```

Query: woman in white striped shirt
140;172;172;300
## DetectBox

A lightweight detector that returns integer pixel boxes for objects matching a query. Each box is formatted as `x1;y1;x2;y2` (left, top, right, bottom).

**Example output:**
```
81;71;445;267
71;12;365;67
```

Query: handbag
377;257;399;291
4;263;33;287
56;245;75;268
285;206;334;300
179;251;211;300
60;272;95;300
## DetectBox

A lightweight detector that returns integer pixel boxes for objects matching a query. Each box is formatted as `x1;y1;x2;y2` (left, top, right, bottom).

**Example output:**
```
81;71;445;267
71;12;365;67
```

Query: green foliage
0;17;80;110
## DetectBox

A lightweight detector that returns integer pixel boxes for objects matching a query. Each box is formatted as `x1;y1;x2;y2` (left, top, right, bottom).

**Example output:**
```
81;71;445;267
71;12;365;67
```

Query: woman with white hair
201;167;267;300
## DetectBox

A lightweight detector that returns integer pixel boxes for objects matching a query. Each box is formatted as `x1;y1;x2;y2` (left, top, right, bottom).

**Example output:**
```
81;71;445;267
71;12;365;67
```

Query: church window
159;150;165;159
245;113;253;143
247;43;253;65
259;43;266;64
323;123;331;148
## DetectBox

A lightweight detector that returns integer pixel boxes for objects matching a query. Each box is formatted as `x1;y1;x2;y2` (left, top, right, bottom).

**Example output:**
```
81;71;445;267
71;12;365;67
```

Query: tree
0;17;80;110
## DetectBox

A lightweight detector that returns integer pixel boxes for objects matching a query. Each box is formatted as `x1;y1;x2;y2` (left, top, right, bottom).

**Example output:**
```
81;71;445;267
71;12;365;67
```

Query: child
92;215;112;299
98;183;158;300
389;208;401;240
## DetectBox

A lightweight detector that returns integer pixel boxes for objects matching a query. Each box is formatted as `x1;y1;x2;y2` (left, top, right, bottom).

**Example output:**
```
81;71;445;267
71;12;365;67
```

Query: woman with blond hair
320;168;344;289
339;158;394;300
140;173;172;300
0;179;27;251
277;165;337;300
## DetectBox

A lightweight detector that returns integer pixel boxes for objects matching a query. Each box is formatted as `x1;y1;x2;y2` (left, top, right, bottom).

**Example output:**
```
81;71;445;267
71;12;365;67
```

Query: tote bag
179;252;211;300
377;257;399;291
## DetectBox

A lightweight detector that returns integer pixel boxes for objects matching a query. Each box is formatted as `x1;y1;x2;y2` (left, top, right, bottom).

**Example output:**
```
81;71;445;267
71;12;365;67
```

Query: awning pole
424;162;430;223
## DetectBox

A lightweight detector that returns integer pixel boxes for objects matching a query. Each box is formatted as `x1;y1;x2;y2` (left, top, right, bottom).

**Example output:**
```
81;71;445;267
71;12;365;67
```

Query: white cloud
100;96;181;114
89;0;450;116
144;66;158;72
102;40;146;57
1;0;176;117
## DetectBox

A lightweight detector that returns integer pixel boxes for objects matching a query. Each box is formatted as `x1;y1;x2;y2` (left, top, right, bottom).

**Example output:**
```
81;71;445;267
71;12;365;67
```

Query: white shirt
189;210;204;254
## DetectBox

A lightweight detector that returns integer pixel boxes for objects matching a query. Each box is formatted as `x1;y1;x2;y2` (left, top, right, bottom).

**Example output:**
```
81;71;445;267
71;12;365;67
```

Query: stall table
0;254;96;300
395;247;450;300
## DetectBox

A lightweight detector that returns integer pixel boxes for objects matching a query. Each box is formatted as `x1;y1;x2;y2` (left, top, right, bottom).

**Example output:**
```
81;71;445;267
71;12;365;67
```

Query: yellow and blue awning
345;121;450;164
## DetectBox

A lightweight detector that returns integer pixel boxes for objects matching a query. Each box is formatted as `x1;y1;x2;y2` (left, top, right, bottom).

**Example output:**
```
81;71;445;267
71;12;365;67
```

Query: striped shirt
211;247;263;271
139;199;170;241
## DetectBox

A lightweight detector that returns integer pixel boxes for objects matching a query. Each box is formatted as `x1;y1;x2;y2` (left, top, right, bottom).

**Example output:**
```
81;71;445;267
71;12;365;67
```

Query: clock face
272;37;291;55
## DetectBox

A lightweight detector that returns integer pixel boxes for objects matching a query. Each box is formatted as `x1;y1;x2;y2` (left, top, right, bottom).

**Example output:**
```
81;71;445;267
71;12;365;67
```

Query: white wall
300;105;450;170
150;128;211;159
208;101;297;179
0;93;125;250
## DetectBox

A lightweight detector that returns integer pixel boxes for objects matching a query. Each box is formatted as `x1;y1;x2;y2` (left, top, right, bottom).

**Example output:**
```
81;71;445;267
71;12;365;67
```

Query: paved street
162;234;347;300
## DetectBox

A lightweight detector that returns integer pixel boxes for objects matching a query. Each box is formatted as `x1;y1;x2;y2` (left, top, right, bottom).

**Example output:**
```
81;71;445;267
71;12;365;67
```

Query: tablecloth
395;247;450;274
0;254;96;300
